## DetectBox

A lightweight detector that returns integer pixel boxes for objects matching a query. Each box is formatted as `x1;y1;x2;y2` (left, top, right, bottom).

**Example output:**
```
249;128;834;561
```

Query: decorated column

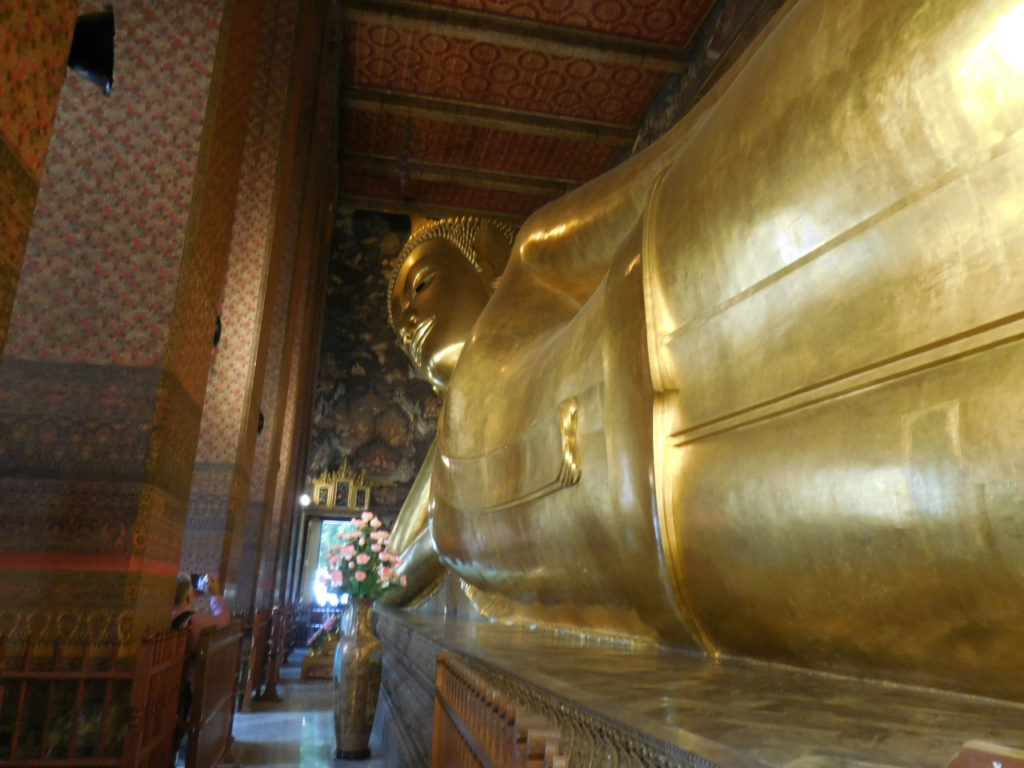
0;0;259;644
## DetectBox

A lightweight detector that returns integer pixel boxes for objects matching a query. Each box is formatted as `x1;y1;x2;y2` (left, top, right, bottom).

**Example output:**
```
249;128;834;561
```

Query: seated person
170;576;230;758
190;573;229;619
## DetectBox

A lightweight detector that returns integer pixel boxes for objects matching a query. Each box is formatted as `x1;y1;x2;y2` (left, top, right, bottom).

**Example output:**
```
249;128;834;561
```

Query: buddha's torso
427;0;1024;700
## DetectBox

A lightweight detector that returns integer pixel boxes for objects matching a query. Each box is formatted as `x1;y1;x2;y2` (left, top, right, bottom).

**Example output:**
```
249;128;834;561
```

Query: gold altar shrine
307;463;372;511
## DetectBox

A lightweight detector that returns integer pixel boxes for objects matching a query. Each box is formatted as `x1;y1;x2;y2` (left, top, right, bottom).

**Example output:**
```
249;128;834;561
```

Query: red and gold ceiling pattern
425;0;708;45
346;23;664;125
338;0;720;220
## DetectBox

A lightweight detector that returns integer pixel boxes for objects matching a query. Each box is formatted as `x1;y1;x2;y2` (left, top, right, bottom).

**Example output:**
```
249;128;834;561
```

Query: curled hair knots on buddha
388;216;518;328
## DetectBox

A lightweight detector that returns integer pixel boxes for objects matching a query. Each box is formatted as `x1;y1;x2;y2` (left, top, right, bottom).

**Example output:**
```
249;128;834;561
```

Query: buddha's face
390;238;492;392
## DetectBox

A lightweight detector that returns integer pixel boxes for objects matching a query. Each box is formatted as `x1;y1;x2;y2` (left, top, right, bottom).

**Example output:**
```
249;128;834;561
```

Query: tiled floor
231;652;387;768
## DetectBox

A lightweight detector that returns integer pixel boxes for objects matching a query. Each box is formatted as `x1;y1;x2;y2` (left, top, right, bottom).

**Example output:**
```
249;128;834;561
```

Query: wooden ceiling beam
340;152;578;197
342;0;688;73
342;85;634;145
337;196;528;225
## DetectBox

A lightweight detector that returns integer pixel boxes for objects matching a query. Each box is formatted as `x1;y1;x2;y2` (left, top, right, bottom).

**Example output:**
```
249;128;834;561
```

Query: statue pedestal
372;606;1024;768
300;636;339;679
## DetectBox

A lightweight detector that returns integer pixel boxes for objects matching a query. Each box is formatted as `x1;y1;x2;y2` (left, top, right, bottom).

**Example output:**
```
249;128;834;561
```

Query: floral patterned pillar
0;0;259;644
178;0;291;602
180;0;337;614
0;1;78;360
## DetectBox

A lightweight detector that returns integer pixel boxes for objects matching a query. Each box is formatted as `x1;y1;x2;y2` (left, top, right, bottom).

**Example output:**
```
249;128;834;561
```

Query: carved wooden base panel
373;609;728;768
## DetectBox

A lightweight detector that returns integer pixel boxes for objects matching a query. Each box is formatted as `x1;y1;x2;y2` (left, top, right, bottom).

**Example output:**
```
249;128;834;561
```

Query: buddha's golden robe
424;0;1024;700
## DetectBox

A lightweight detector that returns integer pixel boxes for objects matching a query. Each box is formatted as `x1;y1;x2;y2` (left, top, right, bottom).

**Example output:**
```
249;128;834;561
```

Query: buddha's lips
409;317;434;364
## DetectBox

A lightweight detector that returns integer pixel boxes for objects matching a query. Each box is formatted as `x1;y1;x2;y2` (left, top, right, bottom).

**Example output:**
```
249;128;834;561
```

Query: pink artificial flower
381;566;393;580
356;552;370;565
342;545;355;556
348;561;355;569
379;552;391;563
361;511;374;522
354;570;367;582
371;544;381;552
331;570;343;586
342;531;360;541
370;517;382;529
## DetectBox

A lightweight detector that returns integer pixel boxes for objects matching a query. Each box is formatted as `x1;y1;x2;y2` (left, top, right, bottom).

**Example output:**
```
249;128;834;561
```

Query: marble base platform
370;605;1024;768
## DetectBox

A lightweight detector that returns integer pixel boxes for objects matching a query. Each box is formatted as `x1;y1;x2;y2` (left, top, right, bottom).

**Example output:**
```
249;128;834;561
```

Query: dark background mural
306;209;440;523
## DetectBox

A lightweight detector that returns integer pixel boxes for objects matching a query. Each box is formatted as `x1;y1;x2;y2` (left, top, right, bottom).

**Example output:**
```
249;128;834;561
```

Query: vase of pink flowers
326;511;404;760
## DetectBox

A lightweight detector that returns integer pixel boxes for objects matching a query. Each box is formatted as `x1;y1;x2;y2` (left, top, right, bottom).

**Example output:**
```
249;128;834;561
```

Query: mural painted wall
307;209;439;523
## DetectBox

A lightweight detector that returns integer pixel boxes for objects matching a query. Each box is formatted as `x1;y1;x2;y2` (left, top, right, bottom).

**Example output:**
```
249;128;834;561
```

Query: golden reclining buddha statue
384;0;1024;701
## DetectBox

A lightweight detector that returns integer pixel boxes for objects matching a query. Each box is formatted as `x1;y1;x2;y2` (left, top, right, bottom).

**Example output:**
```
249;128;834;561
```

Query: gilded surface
302;635;339;679
388;0;1024;700
332;599;382;757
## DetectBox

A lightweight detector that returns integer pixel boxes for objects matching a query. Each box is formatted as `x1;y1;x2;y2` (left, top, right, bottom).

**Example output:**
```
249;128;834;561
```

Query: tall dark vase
332;597;382;759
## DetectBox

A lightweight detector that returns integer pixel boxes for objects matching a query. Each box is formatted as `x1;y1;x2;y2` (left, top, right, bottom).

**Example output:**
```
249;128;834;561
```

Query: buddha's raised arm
506;13;769;310
507;128;679;309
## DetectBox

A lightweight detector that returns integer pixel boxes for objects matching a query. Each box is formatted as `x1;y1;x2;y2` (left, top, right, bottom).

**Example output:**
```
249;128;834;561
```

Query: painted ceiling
337;0;781;223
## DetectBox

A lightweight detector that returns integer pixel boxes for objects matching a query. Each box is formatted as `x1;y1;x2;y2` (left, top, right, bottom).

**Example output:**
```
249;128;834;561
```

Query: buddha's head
389;217;516;393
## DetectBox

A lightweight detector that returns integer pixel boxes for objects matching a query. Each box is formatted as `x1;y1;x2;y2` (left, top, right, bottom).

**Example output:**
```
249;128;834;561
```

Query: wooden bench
238;608;270;712
257;606;287;702
186;621;243;768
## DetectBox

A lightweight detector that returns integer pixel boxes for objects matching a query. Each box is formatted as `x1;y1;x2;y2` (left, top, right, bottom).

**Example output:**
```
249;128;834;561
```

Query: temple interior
3;1;1024;766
